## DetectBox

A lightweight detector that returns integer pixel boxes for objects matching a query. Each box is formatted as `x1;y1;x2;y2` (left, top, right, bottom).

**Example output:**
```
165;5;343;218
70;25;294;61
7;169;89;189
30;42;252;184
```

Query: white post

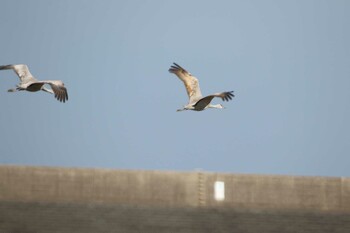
214;181;225;201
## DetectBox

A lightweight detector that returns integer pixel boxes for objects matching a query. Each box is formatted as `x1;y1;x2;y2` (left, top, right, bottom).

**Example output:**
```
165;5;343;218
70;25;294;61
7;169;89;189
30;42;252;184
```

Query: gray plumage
169;63;234;111
0;64;68;103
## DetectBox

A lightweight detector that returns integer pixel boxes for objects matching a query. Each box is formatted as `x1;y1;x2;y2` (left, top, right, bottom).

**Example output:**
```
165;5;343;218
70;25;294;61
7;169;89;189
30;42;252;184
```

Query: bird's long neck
207;104;222;109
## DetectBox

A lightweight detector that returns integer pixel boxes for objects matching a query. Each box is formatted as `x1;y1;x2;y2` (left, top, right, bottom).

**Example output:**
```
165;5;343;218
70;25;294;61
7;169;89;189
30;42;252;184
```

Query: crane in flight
0;64;68;103
169;63;234;111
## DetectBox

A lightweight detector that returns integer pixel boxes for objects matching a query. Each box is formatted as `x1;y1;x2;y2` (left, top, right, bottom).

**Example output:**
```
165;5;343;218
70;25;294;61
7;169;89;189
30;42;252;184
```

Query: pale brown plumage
169;63;203;104
168;63;234;111
0;64;68;103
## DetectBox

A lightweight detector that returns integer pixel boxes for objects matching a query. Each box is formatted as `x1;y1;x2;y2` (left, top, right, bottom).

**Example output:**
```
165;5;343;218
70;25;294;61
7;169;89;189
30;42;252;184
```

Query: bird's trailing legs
7;86;23;92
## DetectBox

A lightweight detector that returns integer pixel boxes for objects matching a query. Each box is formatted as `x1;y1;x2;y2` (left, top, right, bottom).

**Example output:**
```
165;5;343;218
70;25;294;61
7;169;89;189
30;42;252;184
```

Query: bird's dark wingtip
0;65;13;70
169;62;187;74
169;62;181;73
222;91;235;101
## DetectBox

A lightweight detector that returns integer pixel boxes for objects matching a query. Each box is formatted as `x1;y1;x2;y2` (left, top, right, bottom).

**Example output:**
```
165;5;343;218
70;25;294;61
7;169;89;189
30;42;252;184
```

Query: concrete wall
203;173;349;211
0;165;349;212
0;165;198;207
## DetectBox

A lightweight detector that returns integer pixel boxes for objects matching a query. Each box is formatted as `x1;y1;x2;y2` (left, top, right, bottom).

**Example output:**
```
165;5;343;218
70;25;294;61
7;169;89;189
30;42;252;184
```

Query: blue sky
0;0;349;177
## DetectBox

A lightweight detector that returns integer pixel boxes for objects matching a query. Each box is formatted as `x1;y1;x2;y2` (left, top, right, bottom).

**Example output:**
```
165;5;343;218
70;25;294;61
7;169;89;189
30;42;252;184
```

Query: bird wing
41;80;69;103
193;95;216;109
0;64;36;83
169;63;202;104
194;91;235;108
211;91;235;102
